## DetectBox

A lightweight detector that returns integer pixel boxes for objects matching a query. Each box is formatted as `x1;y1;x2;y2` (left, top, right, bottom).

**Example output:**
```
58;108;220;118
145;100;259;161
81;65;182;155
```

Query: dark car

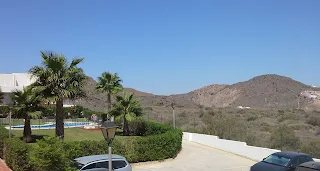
250;152;314;171
295;162;320;171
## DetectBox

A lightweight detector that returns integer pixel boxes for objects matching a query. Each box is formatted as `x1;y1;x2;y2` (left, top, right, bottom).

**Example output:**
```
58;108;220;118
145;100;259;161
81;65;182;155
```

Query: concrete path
0;159;11;171
133;140;256;171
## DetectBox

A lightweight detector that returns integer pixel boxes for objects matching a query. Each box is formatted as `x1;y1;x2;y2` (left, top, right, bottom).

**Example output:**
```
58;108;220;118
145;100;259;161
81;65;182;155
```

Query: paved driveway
133;140;256;171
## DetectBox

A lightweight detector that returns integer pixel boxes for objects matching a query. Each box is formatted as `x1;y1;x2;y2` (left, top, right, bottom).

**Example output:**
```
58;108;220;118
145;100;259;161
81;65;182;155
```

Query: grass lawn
11;128;124;141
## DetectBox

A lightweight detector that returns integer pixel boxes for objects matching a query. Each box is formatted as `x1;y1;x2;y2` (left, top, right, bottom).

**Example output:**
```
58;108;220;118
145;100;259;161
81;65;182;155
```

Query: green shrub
29;136;74;171
3;122;182;170
301;140;320;159
4;138;31;171
128;120;147;136
0;105;9;115
62;122;182;163
145;121;172;135
0;125;9;158
134;129;182;162
66;122;182;163
306;115;320;127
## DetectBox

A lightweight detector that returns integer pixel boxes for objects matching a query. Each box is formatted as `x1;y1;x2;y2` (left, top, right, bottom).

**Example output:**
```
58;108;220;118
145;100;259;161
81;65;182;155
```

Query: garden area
0;52;182;171
0;121;182;171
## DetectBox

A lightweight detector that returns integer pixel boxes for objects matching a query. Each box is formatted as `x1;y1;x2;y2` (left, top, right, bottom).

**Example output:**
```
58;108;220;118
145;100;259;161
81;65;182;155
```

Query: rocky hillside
76;74;320;111
189;74;319;109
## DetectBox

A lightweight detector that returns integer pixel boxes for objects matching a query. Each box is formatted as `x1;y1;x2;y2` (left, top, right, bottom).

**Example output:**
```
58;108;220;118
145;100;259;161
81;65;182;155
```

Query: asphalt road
133;140;256;171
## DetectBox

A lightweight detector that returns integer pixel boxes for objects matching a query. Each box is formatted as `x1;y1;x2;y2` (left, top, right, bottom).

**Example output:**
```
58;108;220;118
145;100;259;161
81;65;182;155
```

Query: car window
295;166;317;171
82;163;96;170
96;161;108;168
113;160;127;169
263;154;291;167
299;157;309;165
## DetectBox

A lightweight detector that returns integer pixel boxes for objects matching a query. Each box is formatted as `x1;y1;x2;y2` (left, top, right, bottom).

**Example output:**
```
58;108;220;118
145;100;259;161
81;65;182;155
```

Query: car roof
75;154;126;165
299;162;320;169
273;151;310;158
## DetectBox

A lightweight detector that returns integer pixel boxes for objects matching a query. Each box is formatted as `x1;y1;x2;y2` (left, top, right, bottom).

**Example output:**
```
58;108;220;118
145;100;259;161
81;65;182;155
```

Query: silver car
75;154;132;171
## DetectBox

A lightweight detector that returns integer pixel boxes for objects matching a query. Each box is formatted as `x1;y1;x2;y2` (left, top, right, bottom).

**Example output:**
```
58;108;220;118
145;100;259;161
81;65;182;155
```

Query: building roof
74;154;126;165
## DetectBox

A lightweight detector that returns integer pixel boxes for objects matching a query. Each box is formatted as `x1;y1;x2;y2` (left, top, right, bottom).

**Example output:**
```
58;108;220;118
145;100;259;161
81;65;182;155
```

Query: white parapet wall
183;132;319;162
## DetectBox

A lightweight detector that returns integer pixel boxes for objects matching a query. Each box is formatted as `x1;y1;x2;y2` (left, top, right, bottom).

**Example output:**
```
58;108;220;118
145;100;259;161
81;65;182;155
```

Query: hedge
0;125;9;158
3;122;182;171
4;138;32;171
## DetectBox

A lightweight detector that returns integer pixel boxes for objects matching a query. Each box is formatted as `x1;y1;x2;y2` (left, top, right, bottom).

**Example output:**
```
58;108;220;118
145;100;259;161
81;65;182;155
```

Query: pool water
12;122;88;129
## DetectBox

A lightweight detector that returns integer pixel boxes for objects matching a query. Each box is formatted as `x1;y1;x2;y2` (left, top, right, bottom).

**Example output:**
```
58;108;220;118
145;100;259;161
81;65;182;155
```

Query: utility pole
171;102;176;129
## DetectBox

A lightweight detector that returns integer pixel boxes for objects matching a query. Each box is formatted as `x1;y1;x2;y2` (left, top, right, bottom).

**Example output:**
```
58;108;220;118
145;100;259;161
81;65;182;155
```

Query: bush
301;140;320;159
128;120;147;136
0;125;9;158
3;122;182;170
65;122;182;163
247;115;258;122
4;138;31;171
278;114;295;122
306;115;320;127
270;125;301;150
144;121;171;135
0;105;9;115
29;136;75;171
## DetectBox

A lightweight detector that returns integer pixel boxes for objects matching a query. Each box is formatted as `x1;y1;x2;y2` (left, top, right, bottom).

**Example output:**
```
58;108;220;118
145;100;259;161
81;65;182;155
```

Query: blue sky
0;0;319;95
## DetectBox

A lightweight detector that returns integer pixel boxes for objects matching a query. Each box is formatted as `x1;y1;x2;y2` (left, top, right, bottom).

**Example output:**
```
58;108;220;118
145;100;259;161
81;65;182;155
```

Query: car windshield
263;154;291;167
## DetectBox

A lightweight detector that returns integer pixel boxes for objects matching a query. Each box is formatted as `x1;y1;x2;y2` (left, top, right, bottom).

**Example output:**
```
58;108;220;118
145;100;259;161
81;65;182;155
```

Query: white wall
183;132;319;162
0;74;14;87
0;73;34;93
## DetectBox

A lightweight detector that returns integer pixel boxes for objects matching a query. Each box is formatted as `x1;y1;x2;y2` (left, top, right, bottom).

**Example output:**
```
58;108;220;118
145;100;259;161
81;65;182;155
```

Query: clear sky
0;0;319;95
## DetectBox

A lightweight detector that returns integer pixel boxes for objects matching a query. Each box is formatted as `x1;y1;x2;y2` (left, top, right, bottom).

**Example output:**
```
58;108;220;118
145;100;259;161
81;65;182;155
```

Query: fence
0;118;89;127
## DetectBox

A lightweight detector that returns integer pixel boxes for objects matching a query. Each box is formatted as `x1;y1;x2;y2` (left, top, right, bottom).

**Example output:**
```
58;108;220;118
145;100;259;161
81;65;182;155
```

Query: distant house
0;73;74;107
237;106;251;109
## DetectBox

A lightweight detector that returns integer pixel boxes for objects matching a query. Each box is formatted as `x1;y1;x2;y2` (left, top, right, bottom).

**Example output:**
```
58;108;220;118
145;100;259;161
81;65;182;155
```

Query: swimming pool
11;122;89;129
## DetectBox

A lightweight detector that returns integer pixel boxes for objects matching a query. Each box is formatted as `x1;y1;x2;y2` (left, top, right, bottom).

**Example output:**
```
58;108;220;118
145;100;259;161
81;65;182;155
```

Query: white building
0;73;74;107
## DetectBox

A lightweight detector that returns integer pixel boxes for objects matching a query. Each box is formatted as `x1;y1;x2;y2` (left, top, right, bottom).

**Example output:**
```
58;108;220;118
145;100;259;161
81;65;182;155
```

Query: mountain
76;74;320;111
189;74;319;109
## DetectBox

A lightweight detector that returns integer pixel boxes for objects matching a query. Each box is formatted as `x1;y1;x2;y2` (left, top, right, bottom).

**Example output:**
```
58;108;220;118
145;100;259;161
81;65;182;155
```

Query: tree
12;87;42;143
0;88;4;104
96;72;123;121
29;51;87;139
111;93;143;136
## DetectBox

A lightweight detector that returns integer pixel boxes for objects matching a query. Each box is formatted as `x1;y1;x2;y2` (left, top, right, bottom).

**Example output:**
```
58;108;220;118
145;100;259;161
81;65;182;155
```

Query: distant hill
76;74;320;111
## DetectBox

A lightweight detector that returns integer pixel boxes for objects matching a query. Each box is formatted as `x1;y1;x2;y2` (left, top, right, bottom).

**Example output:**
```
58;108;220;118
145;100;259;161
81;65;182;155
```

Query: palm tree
111;93;143;136
96;72;123;121
29;51;87;139
0;88;3;104
12;87;42;143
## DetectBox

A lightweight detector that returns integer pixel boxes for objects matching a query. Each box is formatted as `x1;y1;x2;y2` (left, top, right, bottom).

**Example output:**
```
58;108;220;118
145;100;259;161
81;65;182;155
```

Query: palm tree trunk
123;114;129;136
56;100;64;140
103;93;112;122
23;115;32;143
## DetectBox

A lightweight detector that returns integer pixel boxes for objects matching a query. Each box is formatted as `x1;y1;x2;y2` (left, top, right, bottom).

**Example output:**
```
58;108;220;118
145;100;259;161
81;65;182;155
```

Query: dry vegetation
143;106;320;158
